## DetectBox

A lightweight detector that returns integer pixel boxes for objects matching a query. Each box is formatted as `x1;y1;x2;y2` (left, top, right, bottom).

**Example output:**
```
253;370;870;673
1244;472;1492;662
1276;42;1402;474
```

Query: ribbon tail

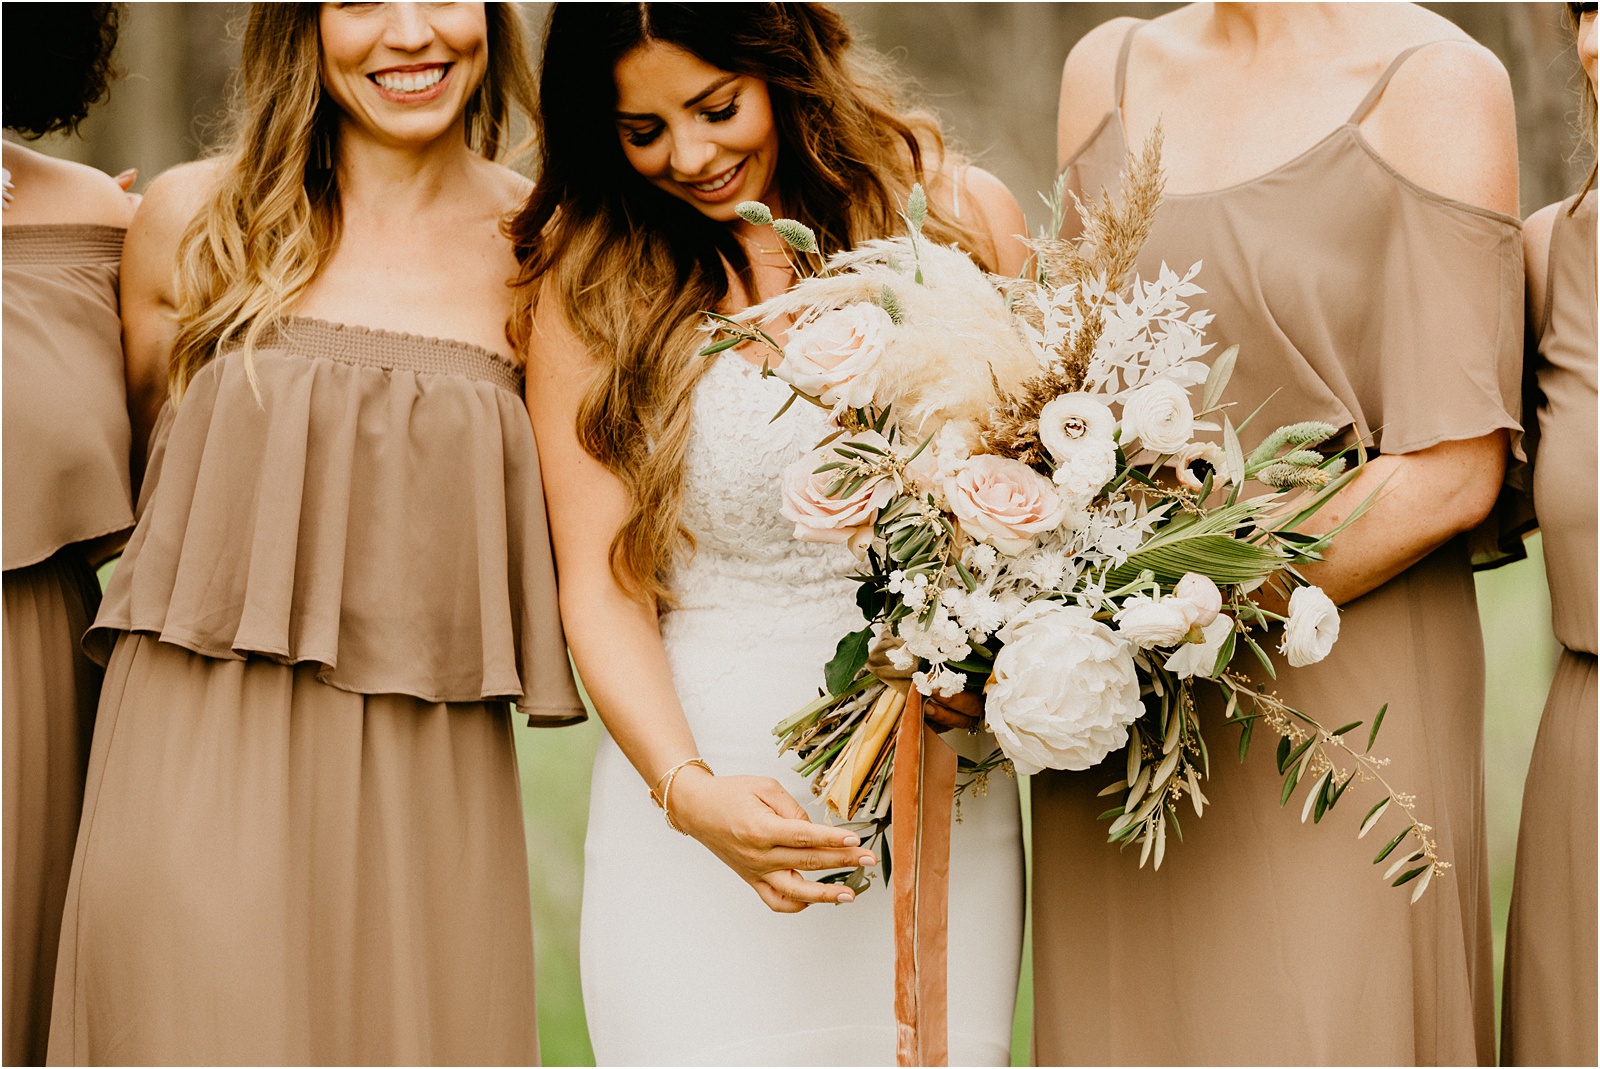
892;688;957;1067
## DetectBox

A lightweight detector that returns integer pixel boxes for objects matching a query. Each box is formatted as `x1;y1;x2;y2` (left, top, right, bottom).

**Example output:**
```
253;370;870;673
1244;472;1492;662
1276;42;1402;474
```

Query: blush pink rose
941;454;1070;556
780;433;896;556
773;303;892;412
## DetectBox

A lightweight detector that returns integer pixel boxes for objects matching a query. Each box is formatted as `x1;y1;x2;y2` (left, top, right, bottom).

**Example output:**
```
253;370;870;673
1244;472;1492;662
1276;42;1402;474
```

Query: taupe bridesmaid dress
46;318;585;1065
2;225;134;1067
1501;190;1597;1067
1032;29;1520;1065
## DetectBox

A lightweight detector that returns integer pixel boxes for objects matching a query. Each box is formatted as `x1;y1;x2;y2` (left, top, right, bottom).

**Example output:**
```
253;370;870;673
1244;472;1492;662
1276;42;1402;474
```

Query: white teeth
373;67;445;93
691;163;742;192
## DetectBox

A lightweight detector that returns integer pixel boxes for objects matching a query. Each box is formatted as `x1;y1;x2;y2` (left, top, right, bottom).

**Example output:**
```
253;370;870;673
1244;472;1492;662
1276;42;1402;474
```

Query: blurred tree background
27;3;1590;1064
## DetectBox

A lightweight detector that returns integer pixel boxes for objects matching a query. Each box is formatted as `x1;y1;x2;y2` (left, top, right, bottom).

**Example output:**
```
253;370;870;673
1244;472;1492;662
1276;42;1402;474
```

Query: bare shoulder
476;156;535;217
1;143;132;227
1363;36;1518;216
131;158;228;250
1523;201;1561;325
1057;17;1144;169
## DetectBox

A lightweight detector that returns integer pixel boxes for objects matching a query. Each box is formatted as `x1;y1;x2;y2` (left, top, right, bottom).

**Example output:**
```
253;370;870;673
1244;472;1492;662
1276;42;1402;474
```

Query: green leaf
1199;344;1239;414
1237;715;1255;762
824;627;873;696
1372;827;1409;865
1275;734;1292;774
698;335;742;357
1242;632;1278;679
1222;416;1247;490
767;390;800;424
1358;797;1391;839
1331;720;1363;736
1310;770;1333;823
1392;864;1429;888
1279;761;1303;807
1366;704;1388;753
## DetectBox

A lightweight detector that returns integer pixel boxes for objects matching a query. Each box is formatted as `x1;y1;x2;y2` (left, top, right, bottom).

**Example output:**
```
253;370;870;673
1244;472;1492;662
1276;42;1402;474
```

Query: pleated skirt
1501;648;1598;1066
3;553;101;1067
1030;542;1494;1066
46;632;540;1066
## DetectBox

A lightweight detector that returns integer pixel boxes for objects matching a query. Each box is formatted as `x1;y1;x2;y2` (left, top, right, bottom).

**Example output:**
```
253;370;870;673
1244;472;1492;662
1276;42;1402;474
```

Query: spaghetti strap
1348;41;1453;125
1113;21;1144;108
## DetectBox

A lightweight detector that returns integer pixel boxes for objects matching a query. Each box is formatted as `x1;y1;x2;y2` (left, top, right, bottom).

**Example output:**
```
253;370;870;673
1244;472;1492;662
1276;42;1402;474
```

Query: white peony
985;603;1144;774
1114;594;1200;649
1280;585;1340;667
1163;613;1234;680
773;303;892;412
1172;572;1223;628
1121;378;1195;455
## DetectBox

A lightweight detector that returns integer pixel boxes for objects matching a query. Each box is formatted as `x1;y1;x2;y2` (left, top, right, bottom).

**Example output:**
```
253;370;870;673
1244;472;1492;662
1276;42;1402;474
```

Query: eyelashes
621;95;742;148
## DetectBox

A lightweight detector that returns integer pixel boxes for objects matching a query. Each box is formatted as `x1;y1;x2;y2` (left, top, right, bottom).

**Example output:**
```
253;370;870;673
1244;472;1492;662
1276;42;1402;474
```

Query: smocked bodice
92;316;584;722
3;224;134;569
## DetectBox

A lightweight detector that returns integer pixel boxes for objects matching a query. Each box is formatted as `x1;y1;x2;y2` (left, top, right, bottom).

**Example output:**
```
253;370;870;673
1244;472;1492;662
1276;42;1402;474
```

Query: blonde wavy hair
510;2;994;607
168;2;536;399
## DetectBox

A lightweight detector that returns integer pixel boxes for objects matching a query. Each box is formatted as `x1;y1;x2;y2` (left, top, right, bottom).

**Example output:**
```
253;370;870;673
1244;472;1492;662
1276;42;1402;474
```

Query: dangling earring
311;121;334;172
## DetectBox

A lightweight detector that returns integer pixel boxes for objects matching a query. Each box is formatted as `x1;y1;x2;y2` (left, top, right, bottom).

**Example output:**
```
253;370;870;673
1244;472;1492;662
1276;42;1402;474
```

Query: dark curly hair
2;3;122;138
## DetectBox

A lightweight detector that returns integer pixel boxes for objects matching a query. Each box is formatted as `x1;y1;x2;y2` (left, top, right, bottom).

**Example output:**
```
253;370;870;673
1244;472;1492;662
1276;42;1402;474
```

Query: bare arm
119;160;222;491
1266;40;1518;610
1057;17;1143;172
523;294;875;912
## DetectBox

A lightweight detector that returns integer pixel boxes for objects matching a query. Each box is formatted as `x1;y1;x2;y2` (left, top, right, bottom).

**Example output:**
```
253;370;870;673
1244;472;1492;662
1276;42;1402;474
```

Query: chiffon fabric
1033;29;1521;1065
2;225;132;1067
1501;191;1597;1067
47;318;584;1065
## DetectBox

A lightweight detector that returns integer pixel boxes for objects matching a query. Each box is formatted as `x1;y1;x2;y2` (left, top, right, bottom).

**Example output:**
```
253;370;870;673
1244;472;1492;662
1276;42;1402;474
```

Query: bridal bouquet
700;135;1446;901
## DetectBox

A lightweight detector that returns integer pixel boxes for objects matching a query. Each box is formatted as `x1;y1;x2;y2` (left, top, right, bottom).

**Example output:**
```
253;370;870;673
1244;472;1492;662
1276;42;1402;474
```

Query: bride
513;4;1028;1064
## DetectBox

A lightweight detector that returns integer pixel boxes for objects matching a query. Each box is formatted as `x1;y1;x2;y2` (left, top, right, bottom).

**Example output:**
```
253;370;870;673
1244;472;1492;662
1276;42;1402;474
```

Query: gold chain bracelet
649;757;712;835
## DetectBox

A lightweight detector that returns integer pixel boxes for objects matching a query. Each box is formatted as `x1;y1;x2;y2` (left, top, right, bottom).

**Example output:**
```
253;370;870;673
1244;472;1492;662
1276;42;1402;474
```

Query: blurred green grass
517;538;1557;1066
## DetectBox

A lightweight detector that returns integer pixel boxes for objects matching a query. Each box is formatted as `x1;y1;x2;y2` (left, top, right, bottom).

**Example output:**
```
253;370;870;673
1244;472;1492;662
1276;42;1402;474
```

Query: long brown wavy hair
510;2;993;606
168;2;536;400
1567;1;1598;209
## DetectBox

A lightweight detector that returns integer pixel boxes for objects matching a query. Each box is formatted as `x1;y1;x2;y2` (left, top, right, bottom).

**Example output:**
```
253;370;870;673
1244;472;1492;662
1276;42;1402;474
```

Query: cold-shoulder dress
1500;190;1597;1066
45;317;584;1065
1031;30;1522;1065
3;225;134;1067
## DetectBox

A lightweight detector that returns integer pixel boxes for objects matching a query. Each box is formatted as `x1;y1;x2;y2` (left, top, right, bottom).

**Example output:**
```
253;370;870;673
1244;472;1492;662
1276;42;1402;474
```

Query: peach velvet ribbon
891;687;957;1067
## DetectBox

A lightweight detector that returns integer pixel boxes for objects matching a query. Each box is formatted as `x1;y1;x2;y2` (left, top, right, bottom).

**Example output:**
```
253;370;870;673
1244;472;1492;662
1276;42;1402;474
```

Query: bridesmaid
2;6;134;1065
1036;4;1520;1064
1500;4;1597;1064
47;4;582;1064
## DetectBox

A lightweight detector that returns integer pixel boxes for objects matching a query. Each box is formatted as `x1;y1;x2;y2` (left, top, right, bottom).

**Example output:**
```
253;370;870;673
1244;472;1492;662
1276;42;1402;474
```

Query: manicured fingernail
842;835;861;847
836;892;854;904
859;854;877;867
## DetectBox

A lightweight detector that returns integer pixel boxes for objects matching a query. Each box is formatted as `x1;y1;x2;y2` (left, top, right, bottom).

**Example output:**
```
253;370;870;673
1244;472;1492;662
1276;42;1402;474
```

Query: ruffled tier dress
3;225;134;1067
1501;191;1597;1066
1031;31;1522;1065
45;318;585;1066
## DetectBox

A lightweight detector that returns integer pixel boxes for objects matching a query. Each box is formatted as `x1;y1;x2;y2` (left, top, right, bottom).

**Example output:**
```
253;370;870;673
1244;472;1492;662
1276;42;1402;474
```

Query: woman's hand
668;768;877;913
923;688;985;734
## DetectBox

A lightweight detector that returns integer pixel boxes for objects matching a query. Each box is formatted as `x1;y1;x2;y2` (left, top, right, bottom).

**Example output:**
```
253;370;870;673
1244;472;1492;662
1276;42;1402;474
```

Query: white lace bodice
665;353;859;615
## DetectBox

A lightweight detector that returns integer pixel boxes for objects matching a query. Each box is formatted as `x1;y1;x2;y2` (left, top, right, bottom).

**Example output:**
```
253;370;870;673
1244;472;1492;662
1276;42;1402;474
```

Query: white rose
1280;585;1340;667
1172;572;1222;628
1114;594;1200;649
985;602;1144;774
773;303;893;411
941;454;1070;556
1121;378;1195;455
1164;613;1234;680
779;432;895;556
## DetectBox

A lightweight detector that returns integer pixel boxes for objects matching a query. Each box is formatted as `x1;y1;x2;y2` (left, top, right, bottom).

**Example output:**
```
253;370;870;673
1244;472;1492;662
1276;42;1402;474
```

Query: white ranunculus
1113;594;1200;649
773;303;893;411
1038;393;1116;467
1172;572;1222;628
1121;378;1195;455
1164;613;1234;680
985;603;1144;774
1280;585;1340;667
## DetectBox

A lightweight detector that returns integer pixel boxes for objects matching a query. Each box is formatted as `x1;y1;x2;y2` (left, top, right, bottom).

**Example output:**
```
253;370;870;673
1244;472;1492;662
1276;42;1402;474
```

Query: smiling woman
44;4;584;1065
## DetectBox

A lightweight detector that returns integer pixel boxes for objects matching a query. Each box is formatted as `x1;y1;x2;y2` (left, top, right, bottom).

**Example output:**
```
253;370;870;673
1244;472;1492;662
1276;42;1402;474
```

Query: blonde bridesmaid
1;7;134;1064
46;5;582;1064
1500;4;1598;1064
1036;4;1521;1063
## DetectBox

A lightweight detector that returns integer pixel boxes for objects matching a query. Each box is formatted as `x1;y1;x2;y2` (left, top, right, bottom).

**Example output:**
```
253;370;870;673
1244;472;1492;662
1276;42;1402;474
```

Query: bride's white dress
580;352;1024;1066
